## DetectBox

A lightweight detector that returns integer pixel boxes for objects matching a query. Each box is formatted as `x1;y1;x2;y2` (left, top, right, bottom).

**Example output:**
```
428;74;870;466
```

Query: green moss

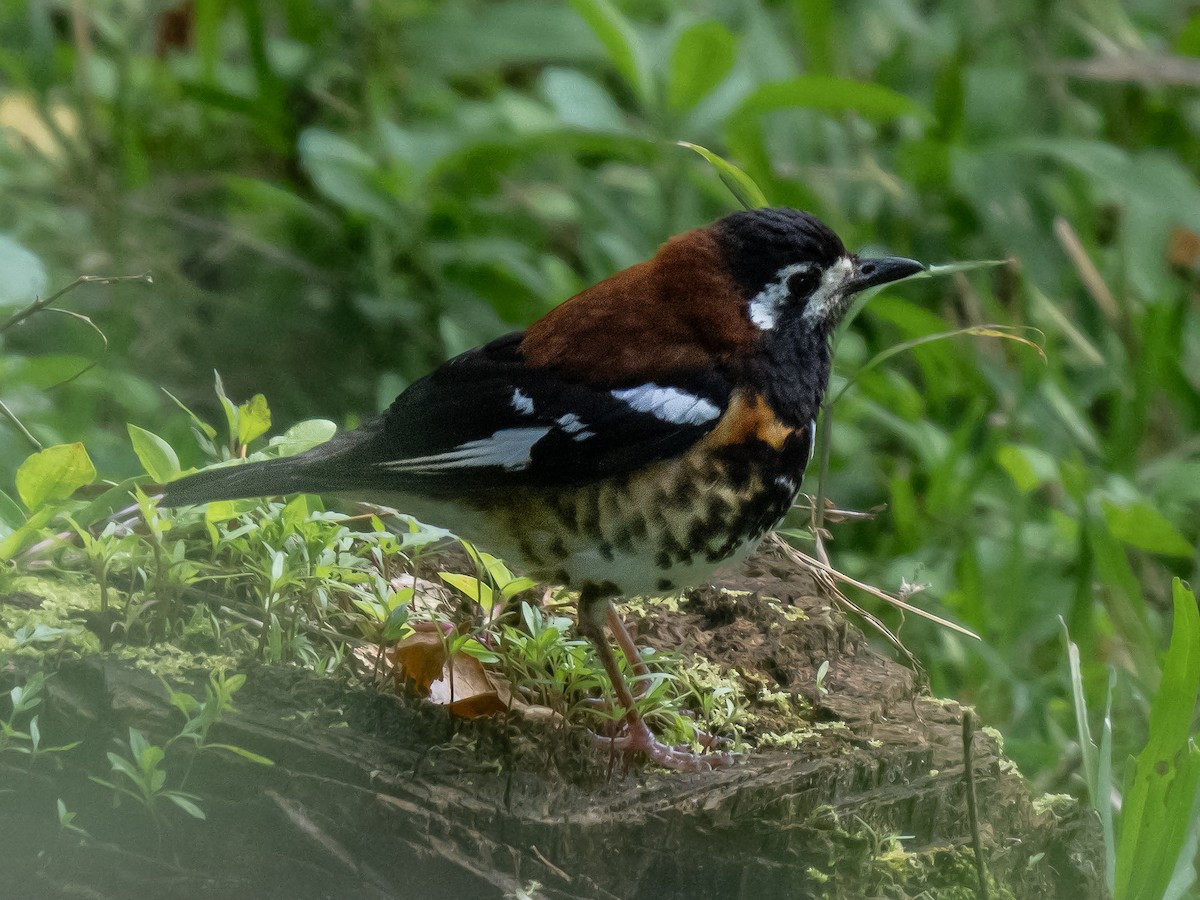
1032;792;1077;817
625;594;683;615
0;575;100;655
756;728;818;749
982;724;1006;754
114;643;244;679
765;598;808;622
0;575;242;678
811;837;1017;900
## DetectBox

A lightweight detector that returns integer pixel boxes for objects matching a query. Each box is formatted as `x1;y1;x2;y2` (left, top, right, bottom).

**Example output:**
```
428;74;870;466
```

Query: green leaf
439;573;496;612
1178;13;1200;56
269;419;337;456
382;602;411;642
458;637;500;664
832;324;1046;406
0;508;54;560
298;128;395;222
106;752;141;785
500;576;540;600
0;236;48;306
236;394;271;446
128;425;181;482
734;76;932;124
1097;668;1117;891
15;443;96;510
213;371;239;448
668;21;736;112
165;793;207;819
996;444;1057;494
569;0;653;106
676;142;768;210
163;389;218;440
0;489;23;530
69;477;146;530
538;68;627;132
205;743;274;766
1062;620;1098;805
462;543;515;586
404;2;606;76
1113;580;1200;900
128;728;152;765
204;498;260;521
1101;499;1194;558
920;259;1009;277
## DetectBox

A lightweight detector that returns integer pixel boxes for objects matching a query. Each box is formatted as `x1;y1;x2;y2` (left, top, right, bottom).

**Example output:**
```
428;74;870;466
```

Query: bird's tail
160;416;394;507
160;454;335;506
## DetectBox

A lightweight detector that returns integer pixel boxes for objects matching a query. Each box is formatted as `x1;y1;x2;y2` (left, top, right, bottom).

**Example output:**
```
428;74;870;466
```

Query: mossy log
2;559;1106;900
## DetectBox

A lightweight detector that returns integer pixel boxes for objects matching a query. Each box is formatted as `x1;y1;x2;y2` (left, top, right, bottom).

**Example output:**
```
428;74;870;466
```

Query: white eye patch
800;256;854;324
748;262;811;331
748;257;856;330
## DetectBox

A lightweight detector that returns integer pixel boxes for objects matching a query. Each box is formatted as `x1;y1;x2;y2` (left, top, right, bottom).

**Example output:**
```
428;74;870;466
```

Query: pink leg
579;594;734;773
607;604;651;681
602;605;732;751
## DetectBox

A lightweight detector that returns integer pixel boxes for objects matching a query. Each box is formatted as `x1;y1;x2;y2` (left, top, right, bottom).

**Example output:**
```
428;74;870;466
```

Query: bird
161;207;924;772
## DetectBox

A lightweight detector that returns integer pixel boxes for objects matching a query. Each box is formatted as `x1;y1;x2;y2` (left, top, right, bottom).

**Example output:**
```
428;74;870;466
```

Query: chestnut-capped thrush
162;207;923;772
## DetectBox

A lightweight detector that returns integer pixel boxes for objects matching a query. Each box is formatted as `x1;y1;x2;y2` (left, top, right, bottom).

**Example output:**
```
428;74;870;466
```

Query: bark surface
2;560;1106;900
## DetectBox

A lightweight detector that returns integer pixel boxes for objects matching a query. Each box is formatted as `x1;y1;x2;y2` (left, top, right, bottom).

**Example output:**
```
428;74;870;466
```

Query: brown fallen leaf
389;626;448;694
369;623;565;724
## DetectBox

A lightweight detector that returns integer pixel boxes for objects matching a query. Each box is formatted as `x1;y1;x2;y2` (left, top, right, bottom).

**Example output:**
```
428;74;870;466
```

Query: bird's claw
590;720;737;772
587;702;732;752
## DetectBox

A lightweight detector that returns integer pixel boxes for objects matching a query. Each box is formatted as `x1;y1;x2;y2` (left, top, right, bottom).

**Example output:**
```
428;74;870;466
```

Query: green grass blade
676;142;768;210
1062;618;1099;802
1113;579;1200;900
831;325;1046;406
1098;666;1117;891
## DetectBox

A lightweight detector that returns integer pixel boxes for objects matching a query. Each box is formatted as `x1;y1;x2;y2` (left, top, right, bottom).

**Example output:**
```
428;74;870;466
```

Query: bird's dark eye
787;267;821;297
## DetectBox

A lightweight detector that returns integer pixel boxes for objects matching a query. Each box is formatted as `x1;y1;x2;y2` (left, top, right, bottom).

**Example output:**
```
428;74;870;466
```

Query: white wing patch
379;384;718;476
379;426;551;473
556;413;586;433
511;388;535;415
611;384;721;425
748;262;811;331
556;413;594;442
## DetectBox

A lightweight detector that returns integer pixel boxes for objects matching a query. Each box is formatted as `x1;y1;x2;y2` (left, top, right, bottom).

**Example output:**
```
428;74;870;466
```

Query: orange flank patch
705;392;795;450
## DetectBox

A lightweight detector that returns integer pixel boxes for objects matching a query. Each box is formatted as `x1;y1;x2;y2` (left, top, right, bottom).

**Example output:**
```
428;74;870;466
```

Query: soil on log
2;556;1106;900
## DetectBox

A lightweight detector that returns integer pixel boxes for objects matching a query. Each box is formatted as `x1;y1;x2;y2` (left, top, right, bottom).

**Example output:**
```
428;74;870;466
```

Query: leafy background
2;0;1199;893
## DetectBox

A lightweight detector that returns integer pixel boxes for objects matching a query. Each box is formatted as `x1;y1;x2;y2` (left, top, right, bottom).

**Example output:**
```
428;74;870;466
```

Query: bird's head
715;208;924;337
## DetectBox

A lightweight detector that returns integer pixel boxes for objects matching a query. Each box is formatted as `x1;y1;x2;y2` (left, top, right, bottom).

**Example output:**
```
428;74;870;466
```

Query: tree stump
2;559;1106;899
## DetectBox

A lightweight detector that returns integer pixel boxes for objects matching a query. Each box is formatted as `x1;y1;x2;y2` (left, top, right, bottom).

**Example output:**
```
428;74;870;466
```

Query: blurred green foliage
2;0;1200;887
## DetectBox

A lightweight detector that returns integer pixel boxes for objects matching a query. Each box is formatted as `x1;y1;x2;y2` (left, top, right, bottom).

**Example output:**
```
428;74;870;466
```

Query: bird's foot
585;700;732;752
591;718;736;772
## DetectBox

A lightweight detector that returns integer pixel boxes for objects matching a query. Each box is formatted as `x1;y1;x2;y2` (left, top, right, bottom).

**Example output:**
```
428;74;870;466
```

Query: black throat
743;317;833;427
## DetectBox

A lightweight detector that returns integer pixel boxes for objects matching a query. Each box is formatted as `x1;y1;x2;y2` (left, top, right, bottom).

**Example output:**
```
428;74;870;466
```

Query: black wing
310;331;733;497
162;333;732;506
